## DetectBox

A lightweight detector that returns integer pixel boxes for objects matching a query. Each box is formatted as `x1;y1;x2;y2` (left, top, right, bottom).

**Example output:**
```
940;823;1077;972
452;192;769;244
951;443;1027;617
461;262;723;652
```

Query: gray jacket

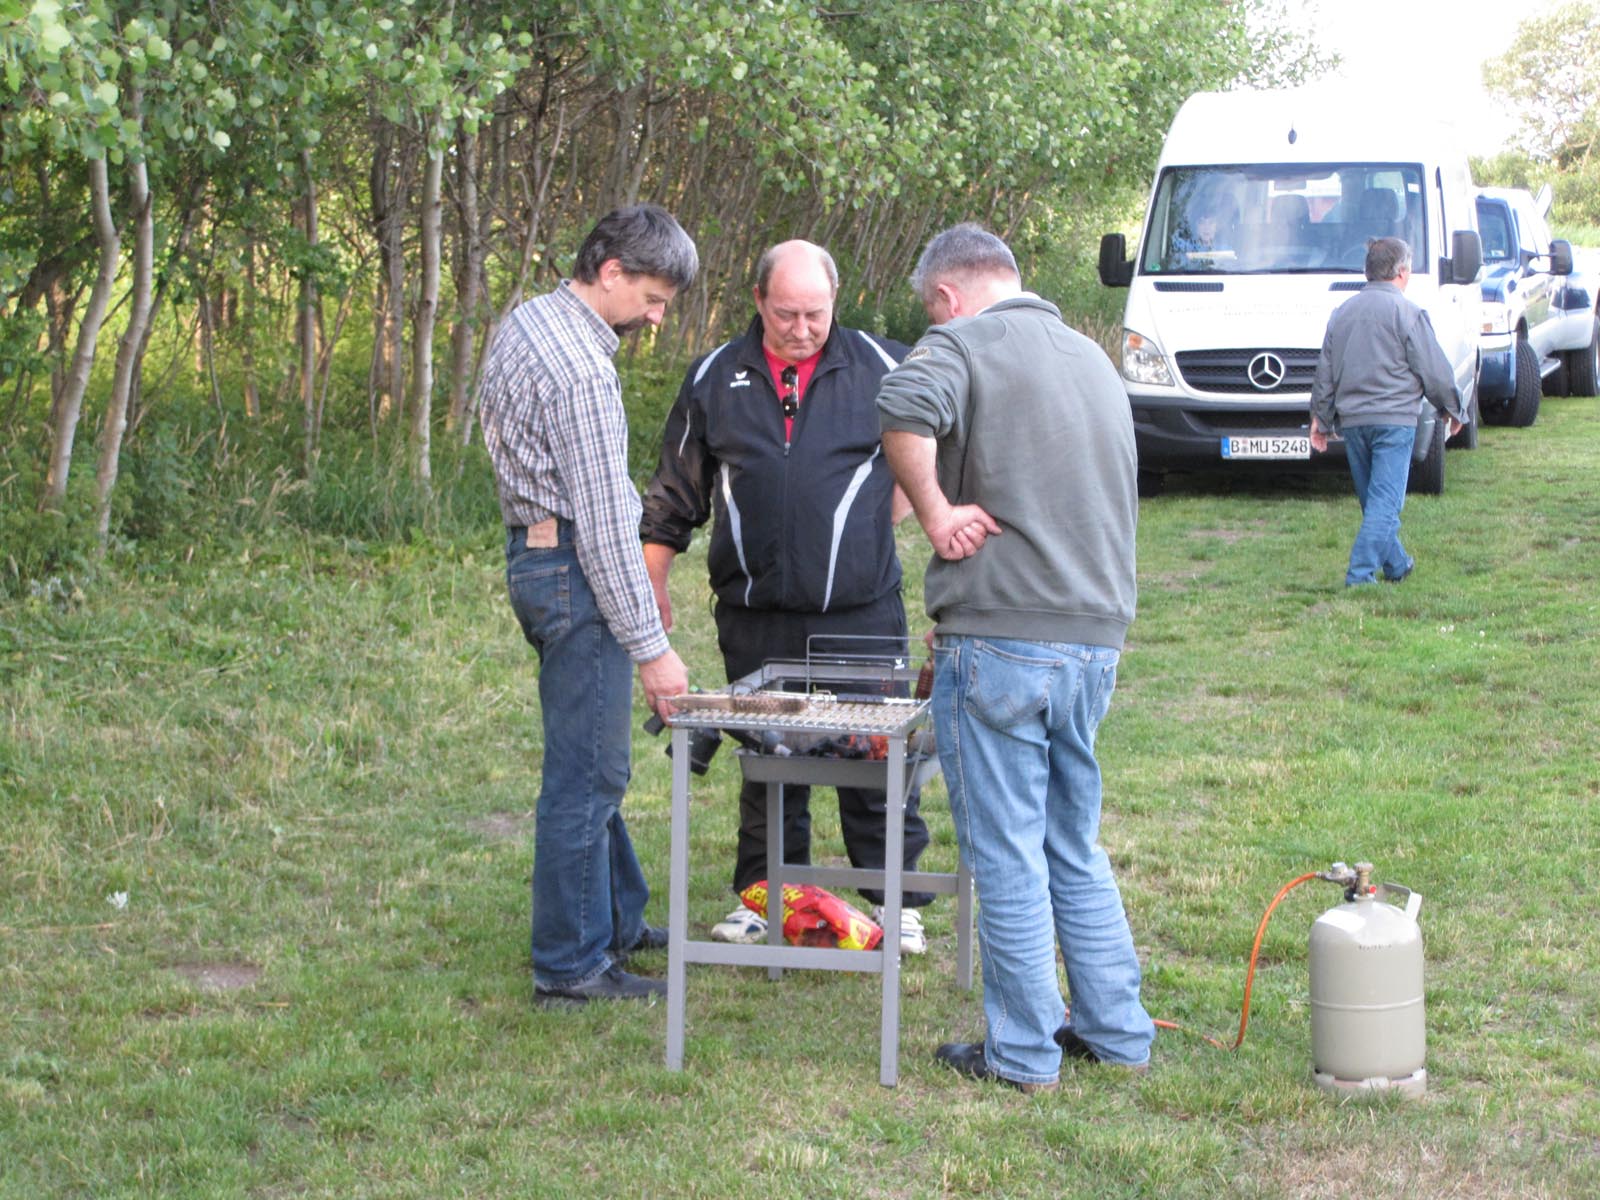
1309;281;1463;431
876;295;1136;649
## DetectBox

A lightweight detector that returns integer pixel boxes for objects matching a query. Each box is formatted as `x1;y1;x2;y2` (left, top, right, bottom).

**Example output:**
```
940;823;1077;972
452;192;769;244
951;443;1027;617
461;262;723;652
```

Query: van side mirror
1441;230;1482;285
1099;233;1134;288
1549;238;1574;276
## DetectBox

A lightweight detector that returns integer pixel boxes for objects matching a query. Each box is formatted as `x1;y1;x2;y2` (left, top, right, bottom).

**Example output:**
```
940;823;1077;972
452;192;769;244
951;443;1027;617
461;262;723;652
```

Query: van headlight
1122;329;1174;386
1479;302;1511;336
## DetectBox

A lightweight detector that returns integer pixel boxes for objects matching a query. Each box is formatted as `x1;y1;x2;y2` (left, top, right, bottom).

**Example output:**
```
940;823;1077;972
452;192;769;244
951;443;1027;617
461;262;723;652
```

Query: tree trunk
300;147;319;476
410;124;443;490
198;279;224;424
93;132;154;548
39;273;80;436
40;156;118;513
241;236;260;418
446;122;484;443
369;119;410;426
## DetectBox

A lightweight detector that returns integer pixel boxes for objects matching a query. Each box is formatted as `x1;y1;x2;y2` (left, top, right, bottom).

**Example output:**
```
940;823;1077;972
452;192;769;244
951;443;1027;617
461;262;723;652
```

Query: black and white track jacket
640;317;907;613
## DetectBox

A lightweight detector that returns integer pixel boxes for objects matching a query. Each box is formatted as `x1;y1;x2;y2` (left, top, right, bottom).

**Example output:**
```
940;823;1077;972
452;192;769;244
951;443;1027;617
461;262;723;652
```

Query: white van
1098;86;1484;495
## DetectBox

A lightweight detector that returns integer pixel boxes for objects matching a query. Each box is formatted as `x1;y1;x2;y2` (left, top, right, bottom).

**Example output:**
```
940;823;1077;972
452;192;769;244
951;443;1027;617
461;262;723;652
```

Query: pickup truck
1475;185;1600;426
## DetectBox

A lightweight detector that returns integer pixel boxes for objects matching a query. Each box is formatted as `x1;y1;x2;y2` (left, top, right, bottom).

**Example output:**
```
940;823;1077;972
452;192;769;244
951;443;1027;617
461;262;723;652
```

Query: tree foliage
1484;1;1600;226
1484;0;1600;170
2;0;1319;562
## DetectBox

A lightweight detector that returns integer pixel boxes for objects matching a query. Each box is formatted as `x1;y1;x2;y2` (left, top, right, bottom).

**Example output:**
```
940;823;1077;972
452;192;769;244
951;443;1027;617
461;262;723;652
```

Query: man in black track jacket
640;239;933;955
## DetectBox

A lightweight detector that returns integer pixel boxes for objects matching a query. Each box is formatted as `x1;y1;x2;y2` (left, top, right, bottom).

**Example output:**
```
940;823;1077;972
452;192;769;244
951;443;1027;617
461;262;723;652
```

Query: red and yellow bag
738;880;883;950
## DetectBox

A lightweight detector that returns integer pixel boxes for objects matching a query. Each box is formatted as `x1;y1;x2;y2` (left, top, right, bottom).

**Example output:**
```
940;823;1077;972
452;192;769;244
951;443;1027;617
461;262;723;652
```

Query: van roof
1160;86;1470;169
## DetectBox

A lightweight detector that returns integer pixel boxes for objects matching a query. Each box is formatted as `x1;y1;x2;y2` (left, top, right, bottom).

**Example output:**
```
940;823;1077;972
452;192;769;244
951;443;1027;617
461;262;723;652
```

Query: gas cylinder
1308;861;1426;1097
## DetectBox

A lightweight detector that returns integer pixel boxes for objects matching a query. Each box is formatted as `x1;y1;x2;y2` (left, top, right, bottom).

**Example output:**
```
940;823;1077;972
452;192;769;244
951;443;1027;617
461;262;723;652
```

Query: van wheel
1446;408;1479;450
1508;338;1540;427
1568;315;1600;397
1407;415;1445;495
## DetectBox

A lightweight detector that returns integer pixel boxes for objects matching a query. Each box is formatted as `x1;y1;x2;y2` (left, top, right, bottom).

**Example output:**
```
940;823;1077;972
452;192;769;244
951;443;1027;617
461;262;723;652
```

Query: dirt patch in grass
466;811;535;841
173;962;262;991
1187;520;1270;544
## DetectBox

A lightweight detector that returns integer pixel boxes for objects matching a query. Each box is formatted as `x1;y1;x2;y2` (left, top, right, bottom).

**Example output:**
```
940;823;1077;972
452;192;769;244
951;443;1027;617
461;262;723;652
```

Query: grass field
3;395;1598;1198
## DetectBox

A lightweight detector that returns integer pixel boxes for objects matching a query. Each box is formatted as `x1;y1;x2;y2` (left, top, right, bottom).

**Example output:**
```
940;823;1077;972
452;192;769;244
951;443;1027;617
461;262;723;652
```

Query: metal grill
668;692;926;738
661;643;968;1087
665;648;930;740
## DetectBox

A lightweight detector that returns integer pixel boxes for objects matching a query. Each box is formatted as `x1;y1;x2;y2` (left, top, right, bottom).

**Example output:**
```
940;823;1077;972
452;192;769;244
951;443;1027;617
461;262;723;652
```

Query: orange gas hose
1152;871;1321;1051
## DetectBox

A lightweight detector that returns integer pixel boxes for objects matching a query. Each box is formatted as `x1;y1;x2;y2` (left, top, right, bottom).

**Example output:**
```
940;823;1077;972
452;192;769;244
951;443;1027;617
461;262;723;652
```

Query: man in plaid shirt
478;205;698;1007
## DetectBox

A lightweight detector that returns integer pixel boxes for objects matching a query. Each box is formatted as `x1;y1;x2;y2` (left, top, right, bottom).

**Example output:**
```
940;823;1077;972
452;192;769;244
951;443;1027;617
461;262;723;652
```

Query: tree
1484;1;1600;171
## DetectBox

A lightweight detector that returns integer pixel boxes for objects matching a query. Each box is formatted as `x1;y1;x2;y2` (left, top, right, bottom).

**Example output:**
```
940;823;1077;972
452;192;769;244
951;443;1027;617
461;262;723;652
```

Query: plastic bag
738;880;883;950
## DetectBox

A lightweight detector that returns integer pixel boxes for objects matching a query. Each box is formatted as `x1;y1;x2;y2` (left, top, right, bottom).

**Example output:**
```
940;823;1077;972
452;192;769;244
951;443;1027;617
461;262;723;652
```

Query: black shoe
1384;557;1415;583
1053;1025;1150;1074
933;1041;1057;1094
534;965;666;1009
622;924;668;954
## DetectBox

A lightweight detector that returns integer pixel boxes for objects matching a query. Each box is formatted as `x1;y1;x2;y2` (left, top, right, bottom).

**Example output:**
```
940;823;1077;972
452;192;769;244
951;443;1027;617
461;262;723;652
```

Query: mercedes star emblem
1247;352;1286;390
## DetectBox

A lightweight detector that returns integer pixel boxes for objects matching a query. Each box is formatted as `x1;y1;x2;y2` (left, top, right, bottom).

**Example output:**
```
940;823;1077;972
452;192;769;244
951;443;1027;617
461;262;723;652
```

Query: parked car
1475;184;1599;426
1099;84;1483;496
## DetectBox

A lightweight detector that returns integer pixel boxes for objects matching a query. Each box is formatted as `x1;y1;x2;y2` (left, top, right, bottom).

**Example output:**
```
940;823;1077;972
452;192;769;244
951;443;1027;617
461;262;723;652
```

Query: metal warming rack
663;652;974;1087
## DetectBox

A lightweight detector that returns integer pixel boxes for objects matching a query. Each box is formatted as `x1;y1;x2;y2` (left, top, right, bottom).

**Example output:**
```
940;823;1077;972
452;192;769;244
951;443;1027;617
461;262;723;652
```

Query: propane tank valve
1316;860;1376;902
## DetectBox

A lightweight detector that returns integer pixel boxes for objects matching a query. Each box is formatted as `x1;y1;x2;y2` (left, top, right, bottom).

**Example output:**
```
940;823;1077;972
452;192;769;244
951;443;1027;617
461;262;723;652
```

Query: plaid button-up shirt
478;281;669;663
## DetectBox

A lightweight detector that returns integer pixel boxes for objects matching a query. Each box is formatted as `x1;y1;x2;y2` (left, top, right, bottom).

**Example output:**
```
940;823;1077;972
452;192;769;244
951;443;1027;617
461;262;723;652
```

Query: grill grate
666;693;926;737
665;652;930;738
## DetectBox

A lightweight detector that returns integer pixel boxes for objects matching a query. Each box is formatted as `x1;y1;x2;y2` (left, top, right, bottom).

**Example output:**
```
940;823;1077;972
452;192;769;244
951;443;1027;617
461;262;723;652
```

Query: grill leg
878;733;905;1086
766;780;784;982
956;856;974;991
666;727;692;1070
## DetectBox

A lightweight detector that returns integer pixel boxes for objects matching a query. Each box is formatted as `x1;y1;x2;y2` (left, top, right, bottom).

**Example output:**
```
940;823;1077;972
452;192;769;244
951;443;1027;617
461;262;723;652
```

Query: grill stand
663;662;974;1087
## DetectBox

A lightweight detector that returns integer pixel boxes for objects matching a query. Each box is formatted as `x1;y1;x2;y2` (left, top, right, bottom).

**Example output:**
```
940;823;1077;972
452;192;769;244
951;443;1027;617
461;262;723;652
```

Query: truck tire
1407;414;1445;495
1509;338;1540;427
1543;356;1569;397
1568;315;1600;397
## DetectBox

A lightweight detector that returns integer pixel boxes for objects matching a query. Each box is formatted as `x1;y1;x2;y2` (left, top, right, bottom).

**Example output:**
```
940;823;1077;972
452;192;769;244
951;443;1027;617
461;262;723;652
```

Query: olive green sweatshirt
876;294;1137;649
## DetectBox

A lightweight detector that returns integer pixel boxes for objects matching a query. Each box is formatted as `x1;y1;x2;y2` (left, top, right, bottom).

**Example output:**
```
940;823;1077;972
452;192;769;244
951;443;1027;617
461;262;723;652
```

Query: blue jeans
1342;423;1415;586
933;635;1154;1083
506;524;649;989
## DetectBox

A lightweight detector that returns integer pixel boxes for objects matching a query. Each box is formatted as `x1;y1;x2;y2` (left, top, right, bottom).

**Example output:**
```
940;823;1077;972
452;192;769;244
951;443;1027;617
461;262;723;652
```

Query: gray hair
754;241;839;295
1365;236;1412;283
572;204;698;289
909;223;1019;301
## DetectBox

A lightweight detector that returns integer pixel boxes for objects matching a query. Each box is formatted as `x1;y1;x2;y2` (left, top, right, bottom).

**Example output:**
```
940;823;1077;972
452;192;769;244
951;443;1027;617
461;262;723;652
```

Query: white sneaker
710;905;767;944
874;905;928;956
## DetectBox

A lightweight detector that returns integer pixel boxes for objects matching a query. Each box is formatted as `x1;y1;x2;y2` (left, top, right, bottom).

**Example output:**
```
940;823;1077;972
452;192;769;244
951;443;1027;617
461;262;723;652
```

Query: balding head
754;240;838;362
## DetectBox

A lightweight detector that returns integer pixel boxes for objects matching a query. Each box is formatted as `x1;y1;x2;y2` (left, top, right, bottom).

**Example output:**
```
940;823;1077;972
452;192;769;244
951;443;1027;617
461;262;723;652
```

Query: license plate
1221;435;1310;460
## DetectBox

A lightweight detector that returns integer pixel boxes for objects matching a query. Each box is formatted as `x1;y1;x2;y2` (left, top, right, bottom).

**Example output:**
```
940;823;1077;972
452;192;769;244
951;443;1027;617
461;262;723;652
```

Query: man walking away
1309;236;1464;586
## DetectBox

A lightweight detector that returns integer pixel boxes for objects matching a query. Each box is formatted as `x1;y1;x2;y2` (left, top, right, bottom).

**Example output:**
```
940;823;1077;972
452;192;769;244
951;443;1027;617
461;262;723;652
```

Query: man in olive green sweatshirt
877;223;1154;1091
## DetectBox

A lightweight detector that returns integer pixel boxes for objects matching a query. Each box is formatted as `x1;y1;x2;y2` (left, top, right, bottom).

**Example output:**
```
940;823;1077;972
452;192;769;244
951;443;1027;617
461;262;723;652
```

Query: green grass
3;399;1599;1198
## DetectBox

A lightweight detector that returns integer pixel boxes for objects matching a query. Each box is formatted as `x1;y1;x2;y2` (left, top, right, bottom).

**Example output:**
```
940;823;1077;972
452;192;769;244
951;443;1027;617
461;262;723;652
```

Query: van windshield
1142;164;1426;275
